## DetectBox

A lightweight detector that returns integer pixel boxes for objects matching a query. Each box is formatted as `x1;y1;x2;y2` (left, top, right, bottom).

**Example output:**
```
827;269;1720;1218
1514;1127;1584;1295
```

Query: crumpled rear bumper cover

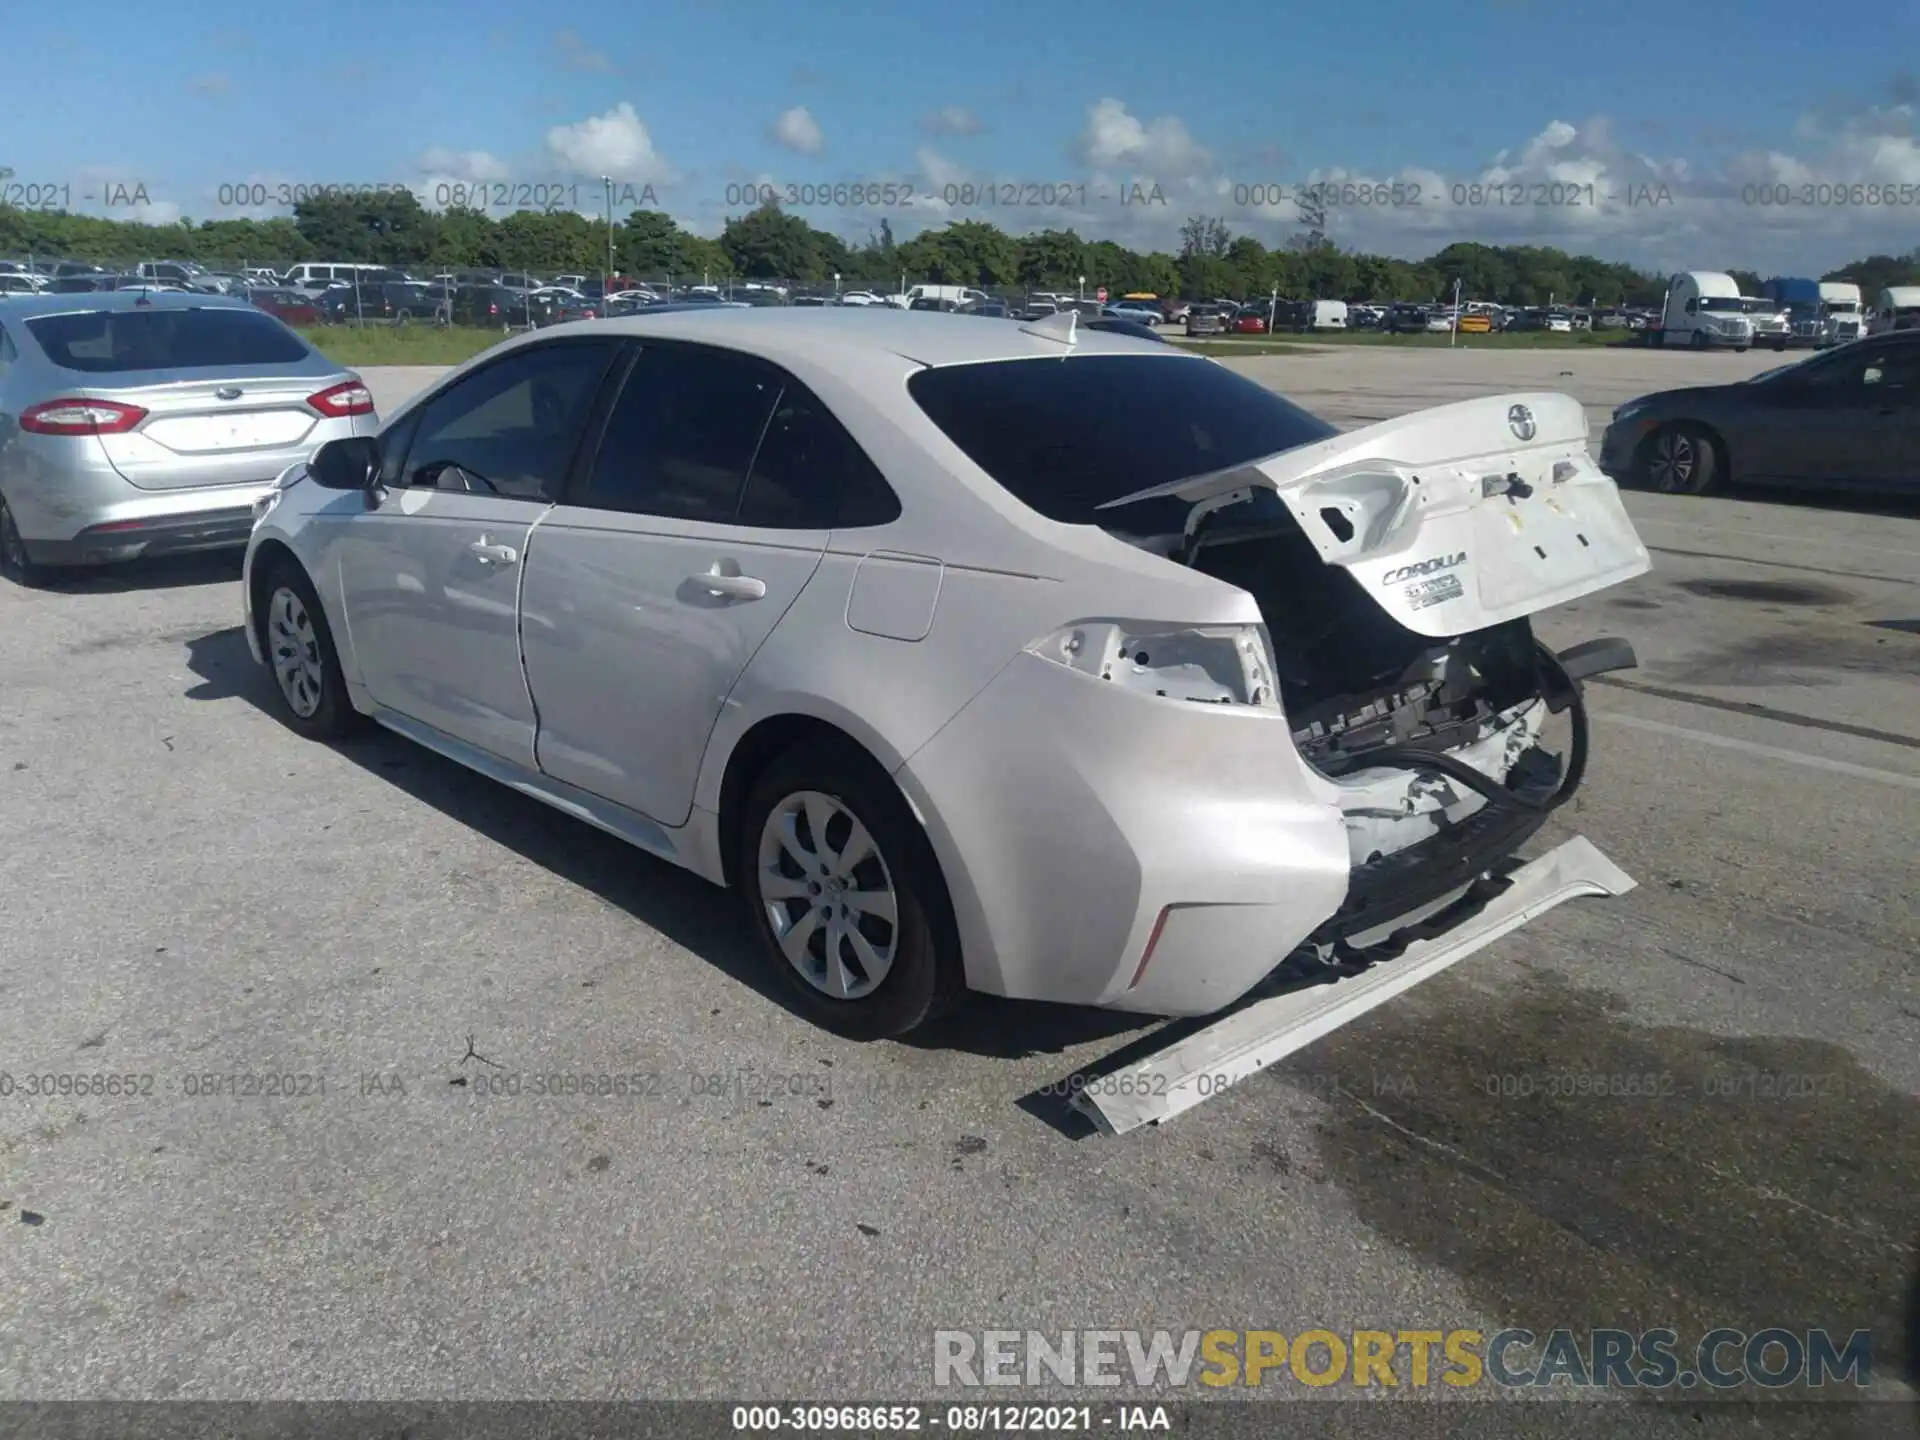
1071;834;1637;1134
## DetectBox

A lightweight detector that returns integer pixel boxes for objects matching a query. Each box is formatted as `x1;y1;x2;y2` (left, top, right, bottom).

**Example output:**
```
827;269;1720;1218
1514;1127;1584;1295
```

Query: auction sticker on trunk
1405;574;1465;609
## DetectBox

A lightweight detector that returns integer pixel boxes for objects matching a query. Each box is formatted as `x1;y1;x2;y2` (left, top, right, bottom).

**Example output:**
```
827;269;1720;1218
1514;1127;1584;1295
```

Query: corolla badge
1382;551;1466;586
1507;403;1537;441
215;386;243;400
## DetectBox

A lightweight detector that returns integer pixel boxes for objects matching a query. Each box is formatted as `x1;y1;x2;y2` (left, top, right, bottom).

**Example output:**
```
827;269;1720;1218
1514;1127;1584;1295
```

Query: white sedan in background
243;308;1648;1043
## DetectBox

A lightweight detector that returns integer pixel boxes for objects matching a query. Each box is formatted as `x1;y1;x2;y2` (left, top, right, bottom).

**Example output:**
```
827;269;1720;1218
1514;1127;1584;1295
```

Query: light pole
834;272;841;298
1078;273;1085;301
601;175;615;295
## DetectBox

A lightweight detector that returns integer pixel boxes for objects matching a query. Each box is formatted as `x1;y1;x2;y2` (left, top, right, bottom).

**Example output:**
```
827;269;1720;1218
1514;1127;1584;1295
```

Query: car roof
0;290;257;320
512;305;1191;368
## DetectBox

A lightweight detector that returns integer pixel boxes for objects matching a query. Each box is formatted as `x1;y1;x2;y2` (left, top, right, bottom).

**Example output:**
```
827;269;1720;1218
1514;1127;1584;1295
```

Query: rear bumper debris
1070;835;1637;1135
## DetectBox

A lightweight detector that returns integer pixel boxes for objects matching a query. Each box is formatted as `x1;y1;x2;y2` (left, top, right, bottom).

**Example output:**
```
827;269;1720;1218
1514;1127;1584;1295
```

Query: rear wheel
737;739;964;1039
1691;329;1709;351
0;496;48;588
1642;423;1719;495
259;559;365;739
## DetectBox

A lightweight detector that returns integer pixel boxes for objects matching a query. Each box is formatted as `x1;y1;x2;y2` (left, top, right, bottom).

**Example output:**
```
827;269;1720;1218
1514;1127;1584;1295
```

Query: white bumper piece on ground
1070;835;1637;1135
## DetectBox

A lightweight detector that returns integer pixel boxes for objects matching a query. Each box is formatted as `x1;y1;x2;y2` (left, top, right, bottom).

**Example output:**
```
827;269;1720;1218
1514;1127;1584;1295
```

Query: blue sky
9;0;1920;272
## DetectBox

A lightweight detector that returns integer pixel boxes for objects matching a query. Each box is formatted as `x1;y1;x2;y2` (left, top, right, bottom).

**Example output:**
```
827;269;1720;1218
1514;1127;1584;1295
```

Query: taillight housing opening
1028;619;1282;710
19;398;149;435
308;380;374;417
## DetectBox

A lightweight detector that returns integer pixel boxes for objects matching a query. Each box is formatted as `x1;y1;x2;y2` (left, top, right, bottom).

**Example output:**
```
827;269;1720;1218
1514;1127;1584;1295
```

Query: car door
1765;342;1918;486
1861;348;1920;487
519;342;862;826
336;337;624;766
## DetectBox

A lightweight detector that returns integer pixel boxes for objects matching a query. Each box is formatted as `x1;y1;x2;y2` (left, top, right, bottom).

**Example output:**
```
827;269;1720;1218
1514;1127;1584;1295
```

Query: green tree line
3;187;1917;305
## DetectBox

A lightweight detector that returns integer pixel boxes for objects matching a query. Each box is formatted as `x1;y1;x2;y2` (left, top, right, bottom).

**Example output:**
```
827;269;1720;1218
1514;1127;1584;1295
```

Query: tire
1691;330;1709;351
1735;346;1749;354
395;311;411;327
0;496;49;588
1772;340;1788;352
257;558;365;739
1649;329;1664;348
1640;423;1719;495
737;737;964;1039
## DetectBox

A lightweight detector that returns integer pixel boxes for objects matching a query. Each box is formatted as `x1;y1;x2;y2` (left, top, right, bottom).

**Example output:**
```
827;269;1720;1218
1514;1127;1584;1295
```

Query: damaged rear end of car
1096;389;1648;964
901;348;1648;1128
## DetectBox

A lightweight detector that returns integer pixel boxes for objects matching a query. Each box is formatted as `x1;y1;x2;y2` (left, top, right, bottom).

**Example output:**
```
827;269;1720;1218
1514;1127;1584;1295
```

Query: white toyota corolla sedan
242;308;1650;1041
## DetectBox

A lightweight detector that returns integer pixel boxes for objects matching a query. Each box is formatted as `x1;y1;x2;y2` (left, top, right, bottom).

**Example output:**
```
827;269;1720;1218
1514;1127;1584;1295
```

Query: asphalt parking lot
1;346;1915;1422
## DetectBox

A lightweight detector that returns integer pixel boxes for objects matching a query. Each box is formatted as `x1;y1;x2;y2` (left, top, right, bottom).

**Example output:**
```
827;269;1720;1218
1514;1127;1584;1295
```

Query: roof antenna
1019;308;1077;346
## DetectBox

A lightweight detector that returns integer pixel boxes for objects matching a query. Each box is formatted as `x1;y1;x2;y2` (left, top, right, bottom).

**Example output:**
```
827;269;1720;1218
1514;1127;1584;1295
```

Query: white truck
1649;271;1752;351
1818;282;1866;345
889;283;990;310
1868;285;1920;335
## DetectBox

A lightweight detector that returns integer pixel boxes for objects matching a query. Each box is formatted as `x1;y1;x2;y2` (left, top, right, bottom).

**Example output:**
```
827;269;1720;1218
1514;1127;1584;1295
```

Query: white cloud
545;103;678;183
1072;98;1210;180
808;99;1920;274
408;150;514;213
771;106;824;155
922;105;982;137
1233;109;1920;274
554;28;612;73
416;148;513;183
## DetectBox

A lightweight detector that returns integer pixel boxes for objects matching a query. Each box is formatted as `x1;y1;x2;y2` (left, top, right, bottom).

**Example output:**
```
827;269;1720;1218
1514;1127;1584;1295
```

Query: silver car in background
0;291;375;585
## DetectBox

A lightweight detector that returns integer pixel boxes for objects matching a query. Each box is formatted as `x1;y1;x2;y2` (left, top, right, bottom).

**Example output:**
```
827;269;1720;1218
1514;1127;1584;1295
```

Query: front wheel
738;739;963;1039
258;560;365;739
1641;423;1719;495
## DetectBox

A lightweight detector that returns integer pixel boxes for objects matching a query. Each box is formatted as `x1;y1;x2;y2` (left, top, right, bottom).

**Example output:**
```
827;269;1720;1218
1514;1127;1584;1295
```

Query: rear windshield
908;354;1337;529
25;306;310;373
24;305;311;372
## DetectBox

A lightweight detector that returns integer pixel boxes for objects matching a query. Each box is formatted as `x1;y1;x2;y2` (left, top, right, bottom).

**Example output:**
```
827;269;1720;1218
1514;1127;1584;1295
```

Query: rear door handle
468;539;519;566
697;571;767;600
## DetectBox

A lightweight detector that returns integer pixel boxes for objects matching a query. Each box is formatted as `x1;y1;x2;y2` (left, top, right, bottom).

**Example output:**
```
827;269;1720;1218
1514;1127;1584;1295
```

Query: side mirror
309;435;381;491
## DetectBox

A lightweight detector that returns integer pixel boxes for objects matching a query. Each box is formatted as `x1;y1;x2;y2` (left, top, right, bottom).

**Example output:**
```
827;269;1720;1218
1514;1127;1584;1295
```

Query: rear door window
738;382;901;529
907;354;1337;531
23;306;313;372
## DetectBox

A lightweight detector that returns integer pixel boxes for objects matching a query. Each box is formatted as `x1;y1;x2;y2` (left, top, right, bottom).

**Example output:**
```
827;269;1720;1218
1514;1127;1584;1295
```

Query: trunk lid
82;367;351;491
1101;391;1651;637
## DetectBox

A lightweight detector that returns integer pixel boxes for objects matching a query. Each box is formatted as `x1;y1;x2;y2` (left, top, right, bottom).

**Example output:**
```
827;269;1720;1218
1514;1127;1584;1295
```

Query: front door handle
697;571;767;600
468;538;519;566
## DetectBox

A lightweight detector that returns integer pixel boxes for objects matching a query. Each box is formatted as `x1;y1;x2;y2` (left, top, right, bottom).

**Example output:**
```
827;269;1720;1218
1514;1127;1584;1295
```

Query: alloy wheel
756;790;899;1000
267;586;325;718
1648;431;1697;493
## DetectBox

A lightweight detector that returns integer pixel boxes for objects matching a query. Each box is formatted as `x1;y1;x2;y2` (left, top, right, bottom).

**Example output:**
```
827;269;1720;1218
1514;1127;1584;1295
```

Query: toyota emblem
1507;403;1536;441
